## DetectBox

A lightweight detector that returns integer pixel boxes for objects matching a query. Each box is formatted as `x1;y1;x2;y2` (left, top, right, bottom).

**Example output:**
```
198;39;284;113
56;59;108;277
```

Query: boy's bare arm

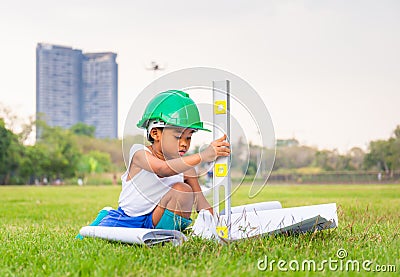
131;135;230;177
131;150;202;177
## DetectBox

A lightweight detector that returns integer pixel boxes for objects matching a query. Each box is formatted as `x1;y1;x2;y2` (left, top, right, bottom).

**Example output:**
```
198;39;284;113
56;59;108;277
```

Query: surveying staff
90;90;230;231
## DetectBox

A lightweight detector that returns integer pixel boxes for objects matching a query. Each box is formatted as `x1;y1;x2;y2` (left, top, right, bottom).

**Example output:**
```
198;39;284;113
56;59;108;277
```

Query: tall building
36;44;83;129
36;43;118;139
82;53;118;139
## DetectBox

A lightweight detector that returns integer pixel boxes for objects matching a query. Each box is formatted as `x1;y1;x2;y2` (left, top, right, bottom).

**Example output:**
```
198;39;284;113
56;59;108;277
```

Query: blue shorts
99;207;154;228
97;207;192;231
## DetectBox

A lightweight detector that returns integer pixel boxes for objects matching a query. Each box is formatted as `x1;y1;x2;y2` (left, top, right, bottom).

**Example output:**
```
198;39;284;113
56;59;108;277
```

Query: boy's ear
150;128;161;141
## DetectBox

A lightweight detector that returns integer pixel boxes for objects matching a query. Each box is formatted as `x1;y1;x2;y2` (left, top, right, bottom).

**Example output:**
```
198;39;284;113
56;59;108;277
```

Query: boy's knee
172;182;193;193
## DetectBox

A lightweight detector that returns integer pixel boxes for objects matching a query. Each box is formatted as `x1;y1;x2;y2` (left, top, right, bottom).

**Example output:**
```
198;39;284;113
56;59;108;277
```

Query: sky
0;0;399;152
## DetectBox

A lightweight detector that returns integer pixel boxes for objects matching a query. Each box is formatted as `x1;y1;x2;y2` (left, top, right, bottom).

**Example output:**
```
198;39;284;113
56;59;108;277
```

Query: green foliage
243;159;257;176
19;144;50;180
18;121;121;182
88;151;112;172
394;125;400;139
73;135;126;170
0;119;24;184
364;140;390;171
364;125;400;175
295;167;323;177
77;151;113;175
272;146;364;172
36;123;82;179
70;122;96;137
275;145;316;170
0;112;128;183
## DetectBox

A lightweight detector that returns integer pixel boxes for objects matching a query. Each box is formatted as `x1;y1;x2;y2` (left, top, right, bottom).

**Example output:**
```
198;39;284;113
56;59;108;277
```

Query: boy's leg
76;207;112;239
152;182;194;230
87;207;113;226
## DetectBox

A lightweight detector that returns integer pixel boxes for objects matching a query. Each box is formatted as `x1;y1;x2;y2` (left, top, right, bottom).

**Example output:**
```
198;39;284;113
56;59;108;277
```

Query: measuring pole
212;80;231;239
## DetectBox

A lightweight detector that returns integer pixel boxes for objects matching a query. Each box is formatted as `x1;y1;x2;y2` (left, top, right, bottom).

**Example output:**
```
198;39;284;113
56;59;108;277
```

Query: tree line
0;119;125;185
233;126;400;177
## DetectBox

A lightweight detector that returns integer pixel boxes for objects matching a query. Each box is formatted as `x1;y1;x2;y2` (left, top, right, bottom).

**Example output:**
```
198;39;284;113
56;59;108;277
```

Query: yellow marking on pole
215;164;227;177
216;226;228;239
214;100;227;114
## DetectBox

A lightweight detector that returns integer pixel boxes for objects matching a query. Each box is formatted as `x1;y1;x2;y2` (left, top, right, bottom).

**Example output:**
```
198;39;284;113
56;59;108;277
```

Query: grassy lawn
0;184;399;276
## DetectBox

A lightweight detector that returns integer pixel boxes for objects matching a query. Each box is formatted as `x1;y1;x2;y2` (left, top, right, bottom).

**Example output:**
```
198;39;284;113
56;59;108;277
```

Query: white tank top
118;144;184;216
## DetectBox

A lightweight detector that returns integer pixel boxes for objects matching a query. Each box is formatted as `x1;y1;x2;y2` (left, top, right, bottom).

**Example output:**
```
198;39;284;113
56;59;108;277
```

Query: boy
95;90;230;231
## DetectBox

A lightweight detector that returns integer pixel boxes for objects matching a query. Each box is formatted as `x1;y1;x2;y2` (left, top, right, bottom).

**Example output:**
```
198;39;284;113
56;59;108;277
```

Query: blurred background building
36;43;118;138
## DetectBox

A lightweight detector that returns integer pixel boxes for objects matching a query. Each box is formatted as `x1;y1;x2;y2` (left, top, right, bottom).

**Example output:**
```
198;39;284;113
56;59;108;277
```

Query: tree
243;159;257;176
364;125;400;176
313;150;340;171
70;122;95;137
0;102;36;145
77;150;112;175
36;122;82;180
272;145;318;171
347;147;365;170
18;115;36;145
0;119;23;184
19;144;50;182
73;135;125;170
364;140;390;172
387;137;400;177
87;150;112;173
0;103;19;133
394;125;400;139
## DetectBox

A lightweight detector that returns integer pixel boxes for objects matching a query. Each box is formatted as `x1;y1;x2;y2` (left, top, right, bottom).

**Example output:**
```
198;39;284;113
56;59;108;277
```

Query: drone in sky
145;61;166;72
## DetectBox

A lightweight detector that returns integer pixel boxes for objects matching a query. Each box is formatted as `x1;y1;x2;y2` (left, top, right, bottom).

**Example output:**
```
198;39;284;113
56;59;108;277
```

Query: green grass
0;184;399;276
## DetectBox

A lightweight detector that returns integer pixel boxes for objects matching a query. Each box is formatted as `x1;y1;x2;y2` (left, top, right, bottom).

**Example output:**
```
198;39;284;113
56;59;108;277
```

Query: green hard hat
137;90;211;132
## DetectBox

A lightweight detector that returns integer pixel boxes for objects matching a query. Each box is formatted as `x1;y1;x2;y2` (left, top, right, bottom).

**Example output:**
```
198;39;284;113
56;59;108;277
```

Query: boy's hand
200;134;230;162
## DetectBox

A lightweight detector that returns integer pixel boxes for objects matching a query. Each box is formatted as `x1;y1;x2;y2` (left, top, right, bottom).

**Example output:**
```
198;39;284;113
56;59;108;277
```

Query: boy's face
153;127;195;159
